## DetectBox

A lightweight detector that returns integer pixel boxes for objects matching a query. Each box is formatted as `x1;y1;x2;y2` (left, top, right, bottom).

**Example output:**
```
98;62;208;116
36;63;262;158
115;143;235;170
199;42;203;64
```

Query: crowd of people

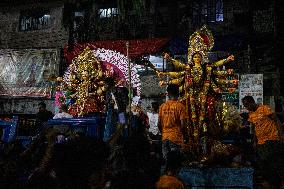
1;82;284;188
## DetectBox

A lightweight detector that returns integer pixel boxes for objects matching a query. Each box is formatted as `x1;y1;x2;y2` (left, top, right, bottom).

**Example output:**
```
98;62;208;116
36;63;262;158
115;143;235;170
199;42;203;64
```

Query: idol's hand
159;81;167;86
226;55;234;62
163;53;171;60
156;71;165;77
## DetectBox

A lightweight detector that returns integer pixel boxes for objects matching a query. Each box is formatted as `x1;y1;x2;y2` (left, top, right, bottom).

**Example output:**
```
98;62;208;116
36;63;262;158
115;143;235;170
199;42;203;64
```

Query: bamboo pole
126;41;132;135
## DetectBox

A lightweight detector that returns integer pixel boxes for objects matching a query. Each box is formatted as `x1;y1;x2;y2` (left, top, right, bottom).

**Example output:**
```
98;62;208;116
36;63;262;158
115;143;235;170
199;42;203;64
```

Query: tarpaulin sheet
0;49;59;97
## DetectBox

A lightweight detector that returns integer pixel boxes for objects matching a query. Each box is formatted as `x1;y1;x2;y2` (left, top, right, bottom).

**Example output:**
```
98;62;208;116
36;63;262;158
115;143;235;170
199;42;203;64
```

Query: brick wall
0;2;68;49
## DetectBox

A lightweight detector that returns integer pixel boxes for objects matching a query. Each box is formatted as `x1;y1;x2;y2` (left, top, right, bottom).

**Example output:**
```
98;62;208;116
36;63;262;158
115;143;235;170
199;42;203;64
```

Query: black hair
167;84;179;98
151;101;159;112
242;96;255;103
104;77;115;86
38;101;46;108
192;52;202;59
165;150;184;172
240;112;249;120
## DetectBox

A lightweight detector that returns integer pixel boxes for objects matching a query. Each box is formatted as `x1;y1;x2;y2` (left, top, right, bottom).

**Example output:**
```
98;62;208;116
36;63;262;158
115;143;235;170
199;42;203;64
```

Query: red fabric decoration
64;38;170;64
200;34;210;47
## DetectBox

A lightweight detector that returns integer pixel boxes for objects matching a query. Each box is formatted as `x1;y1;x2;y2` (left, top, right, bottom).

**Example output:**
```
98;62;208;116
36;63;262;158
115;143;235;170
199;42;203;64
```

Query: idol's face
82;71;89;81
192;53;202;65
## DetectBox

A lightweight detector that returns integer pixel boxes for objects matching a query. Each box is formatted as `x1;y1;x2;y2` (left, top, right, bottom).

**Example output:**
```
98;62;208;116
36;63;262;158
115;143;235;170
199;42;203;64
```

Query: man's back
248;105;280;144
159;100;187;145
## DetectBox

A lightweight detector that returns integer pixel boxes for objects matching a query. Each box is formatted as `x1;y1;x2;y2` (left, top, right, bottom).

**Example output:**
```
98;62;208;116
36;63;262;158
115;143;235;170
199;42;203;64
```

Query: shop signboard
239;74;263;112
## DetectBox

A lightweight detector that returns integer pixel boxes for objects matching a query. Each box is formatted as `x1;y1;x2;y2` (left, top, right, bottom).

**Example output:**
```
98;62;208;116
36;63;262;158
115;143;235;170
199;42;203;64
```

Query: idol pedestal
179;167;254;189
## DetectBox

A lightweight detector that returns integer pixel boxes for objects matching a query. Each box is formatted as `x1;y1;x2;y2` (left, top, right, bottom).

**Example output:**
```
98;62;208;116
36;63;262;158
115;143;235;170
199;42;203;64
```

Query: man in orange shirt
158;84;188;161
242;96;283;188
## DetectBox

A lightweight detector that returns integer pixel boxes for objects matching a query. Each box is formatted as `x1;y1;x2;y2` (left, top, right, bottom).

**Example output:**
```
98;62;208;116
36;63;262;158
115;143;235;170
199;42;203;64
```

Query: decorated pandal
54;25;245;165
0;25;253;188
55;25;243;156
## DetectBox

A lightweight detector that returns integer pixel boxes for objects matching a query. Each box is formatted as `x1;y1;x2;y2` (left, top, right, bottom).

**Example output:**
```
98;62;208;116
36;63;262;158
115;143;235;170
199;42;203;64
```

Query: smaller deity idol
59;47;106;116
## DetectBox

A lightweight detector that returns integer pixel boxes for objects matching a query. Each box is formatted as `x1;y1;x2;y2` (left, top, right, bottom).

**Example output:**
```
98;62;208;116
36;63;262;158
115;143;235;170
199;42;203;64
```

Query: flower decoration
221;102;242;133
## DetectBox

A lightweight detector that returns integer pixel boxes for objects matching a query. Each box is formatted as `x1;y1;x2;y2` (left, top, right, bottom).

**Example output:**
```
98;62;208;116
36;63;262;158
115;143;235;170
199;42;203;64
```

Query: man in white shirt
147;101;161;141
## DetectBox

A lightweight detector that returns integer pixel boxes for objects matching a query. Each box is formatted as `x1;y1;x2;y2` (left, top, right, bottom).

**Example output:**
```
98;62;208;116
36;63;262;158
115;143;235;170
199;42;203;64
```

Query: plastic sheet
0;49;59;97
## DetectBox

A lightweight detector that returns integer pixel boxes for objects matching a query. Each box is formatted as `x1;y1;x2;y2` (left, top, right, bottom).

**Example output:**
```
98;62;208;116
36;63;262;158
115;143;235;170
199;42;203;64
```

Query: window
193;0;223;24
73;11;86;42
75;11;85;18
74;11;85;30
203;0;223;22
215;0;224;22
19;10;51;31
98;8;119;18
